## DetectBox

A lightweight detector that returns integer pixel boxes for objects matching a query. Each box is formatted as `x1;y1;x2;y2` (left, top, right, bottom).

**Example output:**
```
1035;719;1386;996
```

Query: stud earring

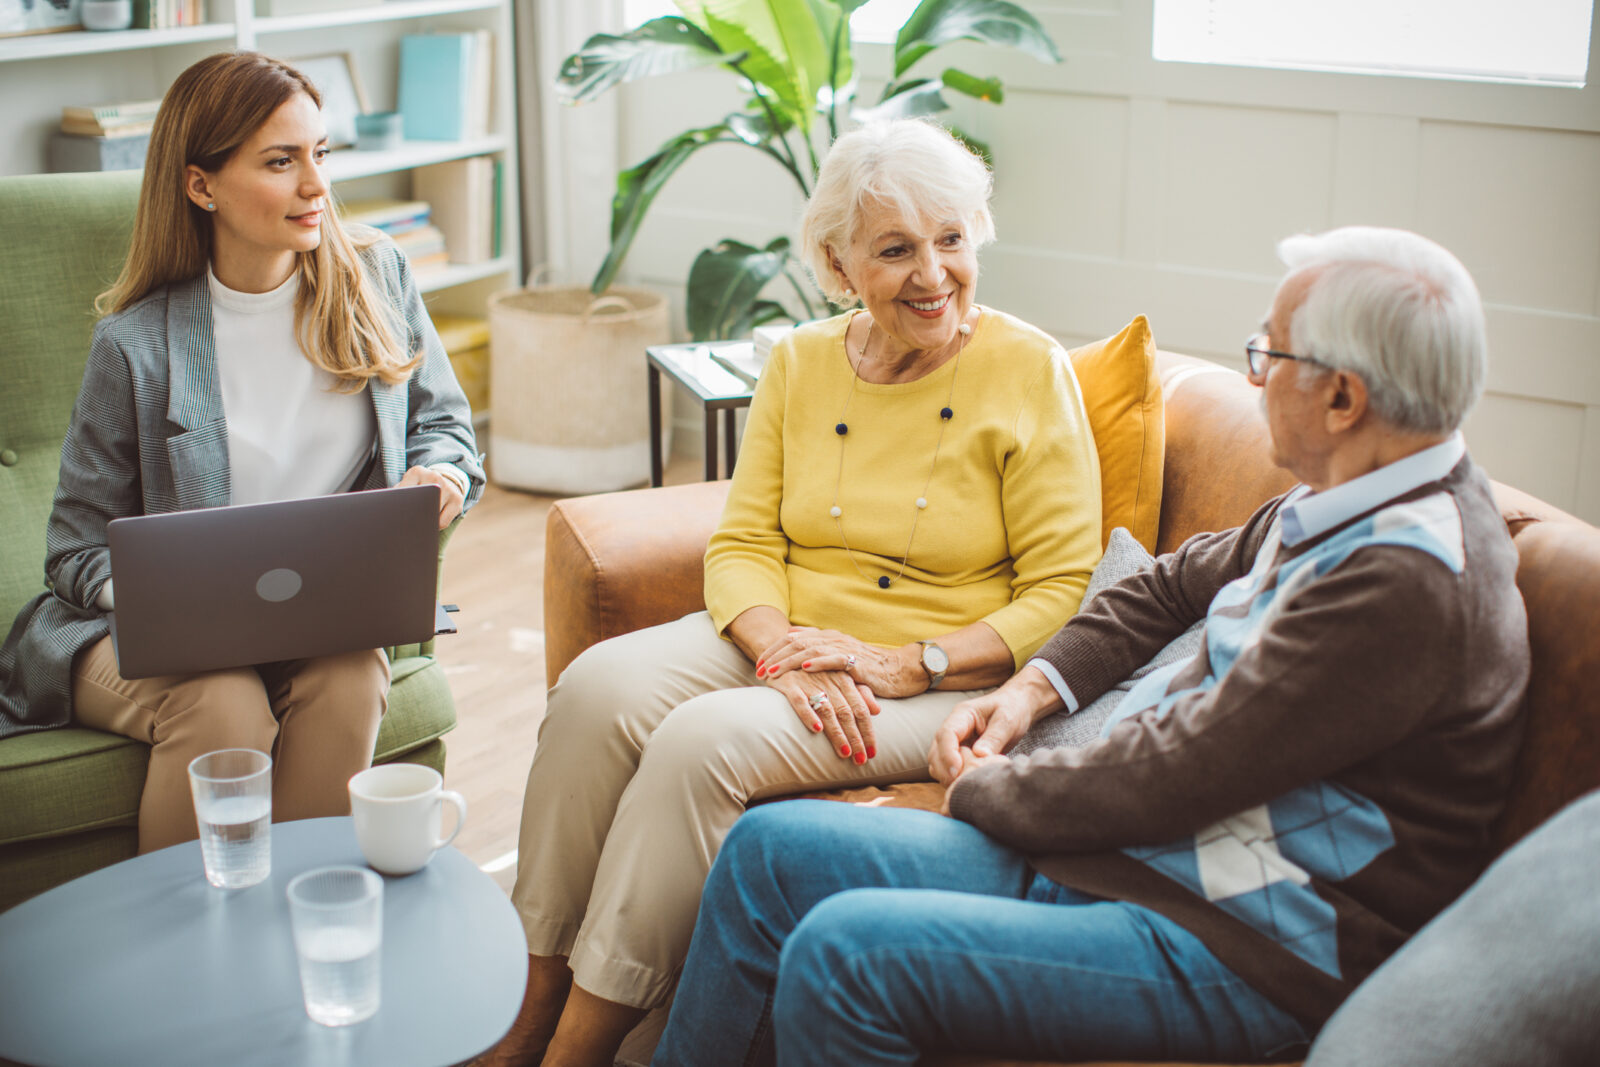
205;203;216;212
843;287;855;299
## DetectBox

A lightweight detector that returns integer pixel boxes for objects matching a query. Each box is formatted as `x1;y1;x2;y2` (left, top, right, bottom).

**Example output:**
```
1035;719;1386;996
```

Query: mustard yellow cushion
1068;315;1165;554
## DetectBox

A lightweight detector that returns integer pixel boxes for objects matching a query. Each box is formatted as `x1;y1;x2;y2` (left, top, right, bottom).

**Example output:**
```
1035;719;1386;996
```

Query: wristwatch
917;640;949;690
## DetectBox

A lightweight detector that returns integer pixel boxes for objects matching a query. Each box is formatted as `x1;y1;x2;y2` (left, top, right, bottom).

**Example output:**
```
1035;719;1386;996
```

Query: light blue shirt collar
1280;433;1467;547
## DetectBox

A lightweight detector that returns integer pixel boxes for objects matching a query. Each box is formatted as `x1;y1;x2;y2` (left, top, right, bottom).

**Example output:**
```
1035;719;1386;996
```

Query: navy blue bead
940;407;953;420
878;576;891;588
835;423;848;435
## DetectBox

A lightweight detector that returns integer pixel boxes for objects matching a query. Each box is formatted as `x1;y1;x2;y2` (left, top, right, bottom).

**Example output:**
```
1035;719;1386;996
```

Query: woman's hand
765;669;880;763
757;627;920;699
398;465;464;529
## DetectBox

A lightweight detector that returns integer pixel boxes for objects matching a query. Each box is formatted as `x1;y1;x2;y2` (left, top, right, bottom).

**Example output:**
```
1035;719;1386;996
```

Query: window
1152;0;1593;88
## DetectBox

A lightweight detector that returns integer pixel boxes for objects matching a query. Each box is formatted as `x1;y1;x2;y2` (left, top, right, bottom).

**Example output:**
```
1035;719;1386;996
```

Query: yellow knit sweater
704;308;1102;668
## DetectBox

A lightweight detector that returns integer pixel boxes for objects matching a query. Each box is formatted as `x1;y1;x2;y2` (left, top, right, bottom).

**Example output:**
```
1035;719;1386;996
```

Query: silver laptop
106;486;439;679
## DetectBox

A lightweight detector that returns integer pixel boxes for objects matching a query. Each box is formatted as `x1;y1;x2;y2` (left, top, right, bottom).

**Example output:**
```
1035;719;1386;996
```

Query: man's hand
928;666;1062;784
938;746;1012;815
398;465;465;529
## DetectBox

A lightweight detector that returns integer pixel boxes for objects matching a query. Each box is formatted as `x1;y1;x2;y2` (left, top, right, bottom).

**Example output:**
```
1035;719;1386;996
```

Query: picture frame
291;52;370;150
0;0;82;39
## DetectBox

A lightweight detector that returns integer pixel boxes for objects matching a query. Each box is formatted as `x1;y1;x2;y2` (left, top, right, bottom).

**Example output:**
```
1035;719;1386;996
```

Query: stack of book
50;100;161;173
752;323;796;366
340;199;450;275
134;0;207;27
412;157;502;265
60;100;160;139
397;30;494;141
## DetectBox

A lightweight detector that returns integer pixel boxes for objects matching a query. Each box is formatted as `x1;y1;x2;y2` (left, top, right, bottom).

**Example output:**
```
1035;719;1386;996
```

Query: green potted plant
557;0;1062;340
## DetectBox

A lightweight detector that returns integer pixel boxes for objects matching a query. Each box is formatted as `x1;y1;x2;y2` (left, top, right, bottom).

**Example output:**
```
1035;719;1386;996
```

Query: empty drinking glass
287;866;384;1026
187;748;272;889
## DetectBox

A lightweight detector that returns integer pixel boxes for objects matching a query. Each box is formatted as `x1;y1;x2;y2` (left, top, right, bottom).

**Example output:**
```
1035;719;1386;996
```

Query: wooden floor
434;455;700;895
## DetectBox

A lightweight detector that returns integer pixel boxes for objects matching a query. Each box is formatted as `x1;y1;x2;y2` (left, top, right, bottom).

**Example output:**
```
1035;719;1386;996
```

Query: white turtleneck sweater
207;266;377;504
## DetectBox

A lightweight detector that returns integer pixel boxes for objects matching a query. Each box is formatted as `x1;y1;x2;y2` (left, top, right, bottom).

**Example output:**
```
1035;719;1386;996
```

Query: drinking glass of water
187;748;272;889
286;866;383;1027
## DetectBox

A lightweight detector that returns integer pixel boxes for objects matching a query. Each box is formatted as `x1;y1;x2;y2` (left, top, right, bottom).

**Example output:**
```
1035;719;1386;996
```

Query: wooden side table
647;342;756;485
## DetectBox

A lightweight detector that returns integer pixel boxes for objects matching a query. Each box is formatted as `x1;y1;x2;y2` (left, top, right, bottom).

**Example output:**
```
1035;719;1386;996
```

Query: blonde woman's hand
765;669;880;763
398;465;464;529
757;627;919;698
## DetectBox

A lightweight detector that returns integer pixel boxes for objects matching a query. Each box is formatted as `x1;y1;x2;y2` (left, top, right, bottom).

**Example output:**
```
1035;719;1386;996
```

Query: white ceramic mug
348;764;467;876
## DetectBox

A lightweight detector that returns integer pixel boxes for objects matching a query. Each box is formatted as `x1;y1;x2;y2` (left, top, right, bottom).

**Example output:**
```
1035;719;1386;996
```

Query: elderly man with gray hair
651;226;1531;1067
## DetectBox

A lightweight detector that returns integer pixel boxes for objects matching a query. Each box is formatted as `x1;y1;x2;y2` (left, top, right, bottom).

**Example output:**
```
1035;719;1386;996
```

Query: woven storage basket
487;285;669;493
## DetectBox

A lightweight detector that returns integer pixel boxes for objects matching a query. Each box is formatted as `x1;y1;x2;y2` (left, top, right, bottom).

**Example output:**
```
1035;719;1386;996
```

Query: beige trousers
511;611;988;1009
72;635;390;853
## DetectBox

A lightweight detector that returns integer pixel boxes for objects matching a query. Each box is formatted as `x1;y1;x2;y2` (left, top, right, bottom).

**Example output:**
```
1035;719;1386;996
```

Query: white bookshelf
0;0;522;324
0;24;234;62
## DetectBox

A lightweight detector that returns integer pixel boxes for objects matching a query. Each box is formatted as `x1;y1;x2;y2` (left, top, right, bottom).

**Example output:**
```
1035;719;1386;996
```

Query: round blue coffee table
0;817;526;1067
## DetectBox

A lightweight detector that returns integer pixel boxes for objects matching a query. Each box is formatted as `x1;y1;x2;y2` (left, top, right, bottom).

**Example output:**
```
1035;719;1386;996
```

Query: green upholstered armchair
0;171;461;912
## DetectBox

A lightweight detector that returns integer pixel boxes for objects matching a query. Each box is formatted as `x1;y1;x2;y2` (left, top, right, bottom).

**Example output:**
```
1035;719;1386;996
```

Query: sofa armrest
544;480;731;684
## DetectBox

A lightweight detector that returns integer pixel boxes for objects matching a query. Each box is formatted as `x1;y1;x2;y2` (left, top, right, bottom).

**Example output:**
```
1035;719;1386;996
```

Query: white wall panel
1161;103;1337;275
1331;114;1421;229
1463;393;1586;510
988;91;1128;259
1417;121;1600;314
1578;409;1600;518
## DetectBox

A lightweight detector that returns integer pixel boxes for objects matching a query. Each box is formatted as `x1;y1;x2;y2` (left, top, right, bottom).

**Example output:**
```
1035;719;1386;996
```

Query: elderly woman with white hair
486;119;1104;1067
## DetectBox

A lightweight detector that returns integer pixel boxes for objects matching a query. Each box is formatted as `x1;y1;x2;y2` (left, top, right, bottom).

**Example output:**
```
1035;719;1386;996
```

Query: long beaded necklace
829;312;973;590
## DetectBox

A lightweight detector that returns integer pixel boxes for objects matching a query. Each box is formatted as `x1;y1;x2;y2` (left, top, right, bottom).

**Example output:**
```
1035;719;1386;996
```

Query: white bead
830;505;842;518
957;322;971;335
915;497;927;509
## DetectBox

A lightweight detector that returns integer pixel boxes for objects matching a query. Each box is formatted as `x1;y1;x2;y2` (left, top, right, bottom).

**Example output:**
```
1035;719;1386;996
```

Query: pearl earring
843;287;855;299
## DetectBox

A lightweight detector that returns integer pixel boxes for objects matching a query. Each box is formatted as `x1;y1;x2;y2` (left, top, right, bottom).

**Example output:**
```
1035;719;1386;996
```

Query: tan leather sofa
542;351;1600;1066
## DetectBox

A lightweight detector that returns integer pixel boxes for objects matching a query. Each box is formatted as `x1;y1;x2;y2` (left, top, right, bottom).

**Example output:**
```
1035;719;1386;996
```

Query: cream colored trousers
72;635;390;853
511;611;988;1009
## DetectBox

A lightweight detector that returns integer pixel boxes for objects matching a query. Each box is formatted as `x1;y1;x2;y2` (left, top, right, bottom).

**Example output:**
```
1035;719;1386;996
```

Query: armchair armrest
544;480;731;683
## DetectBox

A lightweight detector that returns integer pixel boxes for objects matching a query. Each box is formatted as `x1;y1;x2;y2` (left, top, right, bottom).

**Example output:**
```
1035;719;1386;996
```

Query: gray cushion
1014;527;1205;753
1306;788;1600;1066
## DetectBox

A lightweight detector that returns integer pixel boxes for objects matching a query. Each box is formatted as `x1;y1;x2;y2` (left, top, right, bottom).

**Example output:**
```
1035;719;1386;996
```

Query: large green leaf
676;0;847;133
556;17;729;105
593;125;733;295
726;106;792;146
687;237;794;340
855;78;950;122
893;0;1062;79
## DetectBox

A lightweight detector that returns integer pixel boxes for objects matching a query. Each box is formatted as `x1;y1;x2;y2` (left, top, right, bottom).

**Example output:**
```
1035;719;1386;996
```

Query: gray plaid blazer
0;238;485;737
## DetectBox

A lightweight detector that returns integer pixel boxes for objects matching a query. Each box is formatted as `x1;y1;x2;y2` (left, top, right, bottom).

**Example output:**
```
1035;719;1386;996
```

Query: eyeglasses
1244;333;1331;378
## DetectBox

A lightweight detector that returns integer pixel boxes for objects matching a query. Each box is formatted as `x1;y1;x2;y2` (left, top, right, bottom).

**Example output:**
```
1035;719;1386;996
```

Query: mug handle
433;790;468;852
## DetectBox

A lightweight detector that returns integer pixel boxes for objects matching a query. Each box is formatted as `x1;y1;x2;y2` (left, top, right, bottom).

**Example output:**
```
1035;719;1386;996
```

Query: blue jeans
653;801;1309;1067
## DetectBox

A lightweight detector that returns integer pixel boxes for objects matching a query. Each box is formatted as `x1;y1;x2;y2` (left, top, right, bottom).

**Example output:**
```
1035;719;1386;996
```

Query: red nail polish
866;746;876;759
801;661;811;669
812;722;823;732
756;658;764;669
853;752;866;765
839;744;851;756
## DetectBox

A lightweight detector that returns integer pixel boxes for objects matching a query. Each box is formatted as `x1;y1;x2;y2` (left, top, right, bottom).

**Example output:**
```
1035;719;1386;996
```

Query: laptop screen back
107;486;439;679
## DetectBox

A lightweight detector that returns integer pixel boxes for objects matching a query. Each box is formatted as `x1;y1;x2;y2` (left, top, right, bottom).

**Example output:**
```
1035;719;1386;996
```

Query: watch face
923;643;950;673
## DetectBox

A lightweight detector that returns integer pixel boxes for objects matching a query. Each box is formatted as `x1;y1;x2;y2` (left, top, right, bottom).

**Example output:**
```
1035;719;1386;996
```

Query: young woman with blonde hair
0;51;484;851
